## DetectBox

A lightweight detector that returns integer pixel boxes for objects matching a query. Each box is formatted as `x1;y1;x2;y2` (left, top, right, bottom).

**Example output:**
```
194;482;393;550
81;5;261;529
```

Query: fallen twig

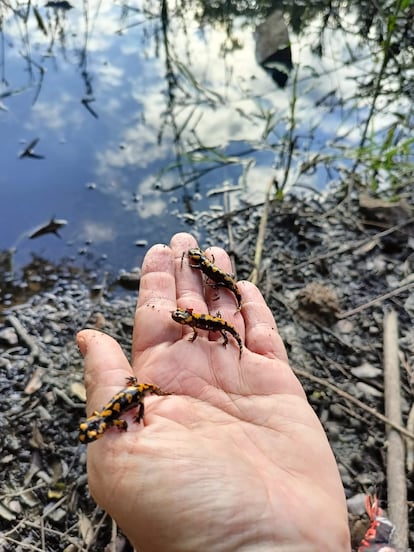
6;314;40;360
224;189;237;280
406;404;414;472
54;388;85;410
337;279;414;319
383;310;408;551
293;367;414;441
292;216;414;272
248;178;274;285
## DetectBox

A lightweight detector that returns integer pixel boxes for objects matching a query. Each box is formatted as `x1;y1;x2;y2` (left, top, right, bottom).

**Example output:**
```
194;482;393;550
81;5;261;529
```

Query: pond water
1;0;413;287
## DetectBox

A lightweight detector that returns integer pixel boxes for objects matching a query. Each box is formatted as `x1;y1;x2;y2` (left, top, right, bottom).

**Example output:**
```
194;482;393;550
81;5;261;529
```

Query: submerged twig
383;310;408;551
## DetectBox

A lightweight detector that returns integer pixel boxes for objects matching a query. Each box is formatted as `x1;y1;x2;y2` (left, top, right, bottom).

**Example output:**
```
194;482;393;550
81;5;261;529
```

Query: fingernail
76;332;88;357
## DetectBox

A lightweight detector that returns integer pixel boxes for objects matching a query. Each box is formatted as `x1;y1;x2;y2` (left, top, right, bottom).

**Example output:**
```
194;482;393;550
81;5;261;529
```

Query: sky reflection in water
0;2;405;276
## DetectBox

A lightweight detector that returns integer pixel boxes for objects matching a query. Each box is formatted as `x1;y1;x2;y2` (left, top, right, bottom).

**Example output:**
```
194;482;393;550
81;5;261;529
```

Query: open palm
78;233;351;552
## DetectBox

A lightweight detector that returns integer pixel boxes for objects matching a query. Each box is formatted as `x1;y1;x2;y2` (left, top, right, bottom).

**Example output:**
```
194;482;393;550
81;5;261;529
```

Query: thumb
77;329;133;417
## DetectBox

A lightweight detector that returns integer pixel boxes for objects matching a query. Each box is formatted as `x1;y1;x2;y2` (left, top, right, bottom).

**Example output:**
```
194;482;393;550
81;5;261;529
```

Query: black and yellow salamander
79;376;169;444
186;247;242;311
171;307;243;358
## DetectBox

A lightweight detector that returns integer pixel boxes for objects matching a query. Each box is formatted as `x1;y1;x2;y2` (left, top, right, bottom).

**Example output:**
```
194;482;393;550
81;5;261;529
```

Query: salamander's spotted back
171;307;243;358
187;247;242;311
79;376;169;444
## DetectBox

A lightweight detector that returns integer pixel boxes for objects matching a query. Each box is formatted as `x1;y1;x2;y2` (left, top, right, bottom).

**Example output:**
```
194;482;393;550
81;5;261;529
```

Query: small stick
248;178;273;285
337;280;414;319
383;309;408;551
6;314;40;360
293;367;414;441
292;216;414;272
406;404;414;472
224;188;237;280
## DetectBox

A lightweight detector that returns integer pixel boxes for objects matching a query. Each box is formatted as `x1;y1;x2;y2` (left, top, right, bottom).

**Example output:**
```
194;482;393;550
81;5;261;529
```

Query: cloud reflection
80;221;116;242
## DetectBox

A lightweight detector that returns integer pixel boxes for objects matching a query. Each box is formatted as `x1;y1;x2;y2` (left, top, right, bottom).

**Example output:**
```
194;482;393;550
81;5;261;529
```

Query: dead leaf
48;488;64;500
0;501;16;521
71;381;86;402
29;422;46;448
93;312;106;329
24;367;45;394
78;511;94;546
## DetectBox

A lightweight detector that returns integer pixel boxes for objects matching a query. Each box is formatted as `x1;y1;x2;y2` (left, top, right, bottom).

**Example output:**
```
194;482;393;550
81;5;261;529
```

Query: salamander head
171;308;193;324
187;248;205;262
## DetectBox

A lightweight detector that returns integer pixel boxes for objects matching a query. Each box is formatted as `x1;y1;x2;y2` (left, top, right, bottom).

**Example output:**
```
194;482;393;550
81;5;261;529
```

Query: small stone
336;319;354;334
329;404;344;419
347;493;367;515
45;506;66;522
351;362;382;379
117;268;141;290
349;417;362;430
0;327;18;346
7;500;22;514
356;382;383;398
324;421;341;440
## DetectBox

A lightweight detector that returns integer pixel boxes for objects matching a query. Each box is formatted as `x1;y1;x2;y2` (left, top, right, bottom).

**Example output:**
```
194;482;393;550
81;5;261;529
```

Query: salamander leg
220;330;229;348
113;419;128;432
134;401;145;423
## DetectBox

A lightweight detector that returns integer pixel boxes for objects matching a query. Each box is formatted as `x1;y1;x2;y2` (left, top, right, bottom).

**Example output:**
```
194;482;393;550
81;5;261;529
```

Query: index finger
133;242;178;354
133;233;208;356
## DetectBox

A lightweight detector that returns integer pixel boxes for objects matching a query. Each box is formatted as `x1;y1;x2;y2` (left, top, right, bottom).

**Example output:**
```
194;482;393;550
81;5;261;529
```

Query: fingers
77;329;133;417
239;281;289;362
133;234;210;355
133;242;179;353
134;232;288;364
170;233;209;313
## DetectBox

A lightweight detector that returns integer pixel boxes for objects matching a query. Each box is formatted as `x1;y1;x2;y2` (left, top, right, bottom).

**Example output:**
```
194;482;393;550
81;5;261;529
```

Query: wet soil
0;188;413;551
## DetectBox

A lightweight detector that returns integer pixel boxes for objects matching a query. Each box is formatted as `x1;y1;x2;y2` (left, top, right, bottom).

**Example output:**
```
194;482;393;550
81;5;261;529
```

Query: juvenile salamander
187;247;242;311
79;376;168;444
171;307;243;358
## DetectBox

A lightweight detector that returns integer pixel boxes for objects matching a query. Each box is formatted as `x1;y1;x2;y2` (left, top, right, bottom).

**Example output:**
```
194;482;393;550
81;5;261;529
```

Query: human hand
77;232;351;552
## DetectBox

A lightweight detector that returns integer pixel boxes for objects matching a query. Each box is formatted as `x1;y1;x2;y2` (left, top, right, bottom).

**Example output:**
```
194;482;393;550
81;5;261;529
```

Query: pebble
0;327;18;346
45;506;66;522
324;421;341;440
356;382;383;398
329;404;345;419
347;492;367;515
336;319;354;334
351;362;382;379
